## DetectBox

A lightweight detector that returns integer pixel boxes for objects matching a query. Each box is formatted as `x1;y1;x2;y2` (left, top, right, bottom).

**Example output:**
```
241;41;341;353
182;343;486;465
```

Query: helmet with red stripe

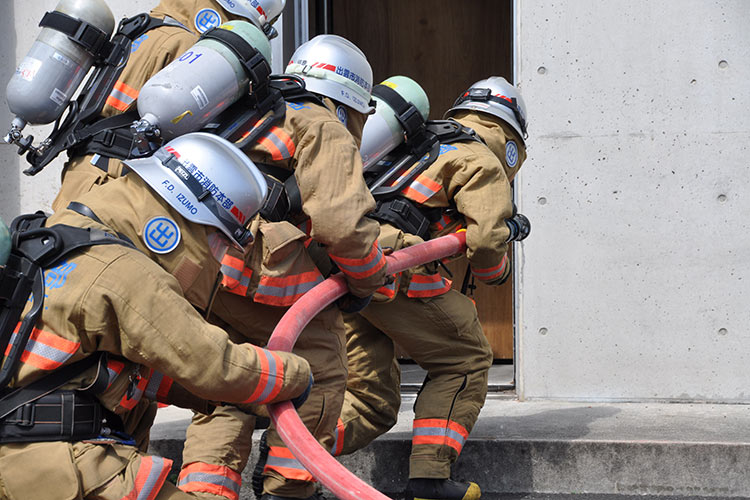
285;35;375;114
123;132;267;250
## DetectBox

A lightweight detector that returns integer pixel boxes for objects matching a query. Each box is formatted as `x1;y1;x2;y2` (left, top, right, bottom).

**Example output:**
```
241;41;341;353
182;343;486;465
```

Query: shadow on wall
0;2;19;222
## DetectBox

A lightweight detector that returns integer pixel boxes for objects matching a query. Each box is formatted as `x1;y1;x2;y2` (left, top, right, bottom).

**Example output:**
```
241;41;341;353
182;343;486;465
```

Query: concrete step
148;398;750;499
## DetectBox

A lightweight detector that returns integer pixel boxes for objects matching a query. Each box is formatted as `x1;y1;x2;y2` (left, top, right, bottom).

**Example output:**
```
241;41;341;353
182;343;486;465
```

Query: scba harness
8;13;189;175
364;84;483;240
0;210;135;443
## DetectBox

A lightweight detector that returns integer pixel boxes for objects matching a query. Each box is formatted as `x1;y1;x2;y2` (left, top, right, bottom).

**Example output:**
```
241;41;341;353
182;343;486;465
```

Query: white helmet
214;0;286;39
285;35;374;114
124;132;268;249
360;76;430;170
446;76;528;143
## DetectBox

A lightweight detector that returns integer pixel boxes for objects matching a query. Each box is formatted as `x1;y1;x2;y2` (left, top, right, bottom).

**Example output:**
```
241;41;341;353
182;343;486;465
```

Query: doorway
305;1;516;376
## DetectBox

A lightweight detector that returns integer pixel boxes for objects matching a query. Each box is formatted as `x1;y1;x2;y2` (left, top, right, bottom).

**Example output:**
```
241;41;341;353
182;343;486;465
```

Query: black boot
252;430;270;499
405;478;481;500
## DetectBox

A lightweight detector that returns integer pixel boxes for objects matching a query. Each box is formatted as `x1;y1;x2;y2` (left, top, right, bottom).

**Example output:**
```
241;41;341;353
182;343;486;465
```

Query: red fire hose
266;232;467;500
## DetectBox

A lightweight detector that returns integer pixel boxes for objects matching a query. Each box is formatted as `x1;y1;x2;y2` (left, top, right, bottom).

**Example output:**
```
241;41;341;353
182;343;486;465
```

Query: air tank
135;21;272;140
360;76;430;170
5;0;115;130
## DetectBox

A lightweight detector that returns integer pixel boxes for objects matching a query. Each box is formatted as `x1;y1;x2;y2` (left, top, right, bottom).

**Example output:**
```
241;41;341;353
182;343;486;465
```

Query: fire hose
266;231;467;500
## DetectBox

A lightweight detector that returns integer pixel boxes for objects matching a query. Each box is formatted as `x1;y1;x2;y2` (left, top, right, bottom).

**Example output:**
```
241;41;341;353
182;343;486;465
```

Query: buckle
17;403;35;427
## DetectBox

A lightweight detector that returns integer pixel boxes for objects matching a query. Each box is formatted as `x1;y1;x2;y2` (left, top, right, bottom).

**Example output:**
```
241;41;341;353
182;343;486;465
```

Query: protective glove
336;293;372;314
291;374;314;409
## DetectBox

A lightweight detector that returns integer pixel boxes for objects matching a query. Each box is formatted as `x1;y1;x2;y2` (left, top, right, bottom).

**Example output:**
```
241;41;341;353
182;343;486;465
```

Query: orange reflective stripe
106;80;139;112
406;273;452;298
144;371;174;403
412;418;469;454
220;254;252;295
264;446;315;482
178;462;241;500
471;255;509;282
329;242;386;280
402;173;442;203
253;271;323;307
120;455;172;500
5;324;79;371
331;418;345;456
258;126;296;160
243;345;285;404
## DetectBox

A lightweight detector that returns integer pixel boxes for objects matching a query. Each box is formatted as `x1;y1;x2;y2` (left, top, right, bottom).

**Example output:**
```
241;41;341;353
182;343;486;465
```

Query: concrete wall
515;0;750;402
0;0;289;221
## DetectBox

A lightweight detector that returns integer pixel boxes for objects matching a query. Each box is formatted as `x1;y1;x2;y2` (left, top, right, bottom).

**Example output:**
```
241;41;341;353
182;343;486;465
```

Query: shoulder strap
425;119;484;146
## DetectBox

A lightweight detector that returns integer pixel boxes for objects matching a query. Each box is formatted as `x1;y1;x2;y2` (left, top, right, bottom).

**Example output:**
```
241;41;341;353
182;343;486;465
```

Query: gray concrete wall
515;0;750;402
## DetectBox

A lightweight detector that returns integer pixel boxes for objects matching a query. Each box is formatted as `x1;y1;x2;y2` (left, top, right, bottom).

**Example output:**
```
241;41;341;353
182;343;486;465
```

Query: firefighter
0;132;313;500
333;76;530;500
176;35;388;500
51;0;287;212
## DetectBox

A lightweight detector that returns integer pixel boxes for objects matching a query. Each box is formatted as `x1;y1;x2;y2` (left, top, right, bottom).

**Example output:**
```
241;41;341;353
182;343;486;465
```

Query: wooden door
311;0;515;359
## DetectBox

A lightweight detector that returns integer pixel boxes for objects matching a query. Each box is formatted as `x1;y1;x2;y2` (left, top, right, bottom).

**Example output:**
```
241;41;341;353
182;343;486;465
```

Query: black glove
336;293;372;313
291;374;314;409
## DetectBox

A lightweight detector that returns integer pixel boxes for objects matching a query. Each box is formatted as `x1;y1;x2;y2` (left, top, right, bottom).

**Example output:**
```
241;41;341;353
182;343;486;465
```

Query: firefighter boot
405;478;481;500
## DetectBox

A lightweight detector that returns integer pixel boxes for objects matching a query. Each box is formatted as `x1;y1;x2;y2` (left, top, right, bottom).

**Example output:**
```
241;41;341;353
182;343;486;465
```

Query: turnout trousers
179;293;347;500
338;289;493;478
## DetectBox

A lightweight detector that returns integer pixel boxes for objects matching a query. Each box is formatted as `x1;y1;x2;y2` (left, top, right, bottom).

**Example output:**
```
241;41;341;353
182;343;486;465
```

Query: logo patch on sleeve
195;8;222;33
143;217;181;254
505;140;519;168
336;105;348;126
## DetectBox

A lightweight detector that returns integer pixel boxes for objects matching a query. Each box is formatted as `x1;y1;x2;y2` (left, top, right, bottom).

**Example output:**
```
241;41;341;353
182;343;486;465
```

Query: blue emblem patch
336;105;348;126
45;260;77;289
506;140;519;168
143;217;181;254
195;8;221;34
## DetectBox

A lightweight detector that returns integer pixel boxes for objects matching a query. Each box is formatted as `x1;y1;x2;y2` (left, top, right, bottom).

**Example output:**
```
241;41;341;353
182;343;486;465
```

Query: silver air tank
5;0;115;132
135;21;272;140
360;76;430;171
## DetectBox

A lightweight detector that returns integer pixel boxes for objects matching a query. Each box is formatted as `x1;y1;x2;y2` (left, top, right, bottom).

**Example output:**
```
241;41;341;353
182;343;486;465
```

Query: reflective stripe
264;446;315;482
243;345;284;404
412;418;469;455
329;242;386;280
5;324;79;371
471;255;509;282
258;126;296;160
178;462;241;500
375;275;398;299
144;371;174;403
106;80;139;112
331;418;345;456
402;173;442;204
297;220;313;248
120;455;172;500
106;359;126;389
221;254;252;296
119;371;149;410
406;273;452;298
253;271;323;307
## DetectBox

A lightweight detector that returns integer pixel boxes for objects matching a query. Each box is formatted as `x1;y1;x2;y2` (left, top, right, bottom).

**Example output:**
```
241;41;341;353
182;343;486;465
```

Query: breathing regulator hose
266;231;467;500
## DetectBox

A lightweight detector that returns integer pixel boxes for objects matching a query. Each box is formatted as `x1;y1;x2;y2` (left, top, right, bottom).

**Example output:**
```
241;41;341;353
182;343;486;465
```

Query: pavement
149;394;750;499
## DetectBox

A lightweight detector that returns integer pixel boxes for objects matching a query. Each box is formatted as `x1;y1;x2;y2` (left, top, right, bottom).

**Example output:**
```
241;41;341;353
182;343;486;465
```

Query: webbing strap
156;150;253;246
200;27;272;91
39;10;111;57
372;84;425;138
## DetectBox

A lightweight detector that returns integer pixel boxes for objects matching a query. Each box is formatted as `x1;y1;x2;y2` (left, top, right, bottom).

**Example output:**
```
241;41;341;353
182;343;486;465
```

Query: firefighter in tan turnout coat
177;35;388;500
52;0;284;213
0;133;312;500
334;76;529;500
